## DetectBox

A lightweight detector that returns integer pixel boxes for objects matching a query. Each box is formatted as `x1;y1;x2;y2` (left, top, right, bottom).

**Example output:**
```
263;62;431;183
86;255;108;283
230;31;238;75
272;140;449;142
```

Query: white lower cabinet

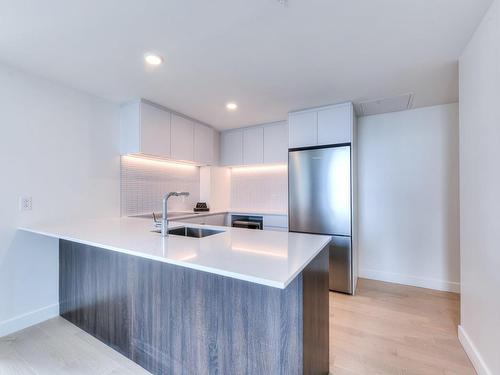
263;215;288;229
201;214;227;226
180;214;227;226
263;226;288;232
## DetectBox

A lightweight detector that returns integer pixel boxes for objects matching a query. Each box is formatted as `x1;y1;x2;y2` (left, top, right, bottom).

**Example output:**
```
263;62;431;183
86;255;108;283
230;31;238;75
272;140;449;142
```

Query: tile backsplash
230;165;288;213
121;156;287;216
121;156;200;216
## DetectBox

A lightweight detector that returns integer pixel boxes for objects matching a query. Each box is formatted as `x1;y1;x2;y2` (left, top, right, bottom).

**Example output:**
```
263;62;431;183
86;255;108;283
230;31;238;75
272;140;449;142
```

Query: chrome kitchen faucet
162;192;190;237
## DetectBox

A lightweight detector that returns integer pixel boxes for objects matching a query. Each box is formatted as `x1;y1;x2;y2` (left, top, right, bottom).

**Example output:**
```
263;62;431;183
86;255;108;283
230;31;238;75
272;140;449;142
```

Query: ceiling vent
356;93;414;116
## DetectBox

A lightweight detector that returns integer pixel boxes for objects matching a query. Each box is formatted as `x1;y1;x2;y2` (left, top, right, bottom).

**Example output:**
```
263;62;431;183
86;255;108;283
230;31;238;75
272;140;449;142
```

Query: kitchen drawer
264;226;289;232
178;216;205;225
181;214;227;226
263;215;288;228
201;214;227;226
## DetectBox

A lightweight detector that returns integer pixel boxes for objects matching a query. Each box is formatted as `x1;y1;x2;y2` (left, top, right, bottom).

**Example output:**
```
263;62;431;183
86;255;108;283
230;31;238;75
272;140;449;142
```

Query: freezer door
329;236;352;294
289;146;351;236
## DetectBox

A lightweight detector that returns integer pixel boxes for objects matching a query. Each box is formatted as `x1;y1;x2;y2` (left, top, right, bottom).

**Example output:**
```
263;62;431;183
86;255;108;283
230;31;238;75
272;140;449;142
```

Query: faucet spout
161;192;190;237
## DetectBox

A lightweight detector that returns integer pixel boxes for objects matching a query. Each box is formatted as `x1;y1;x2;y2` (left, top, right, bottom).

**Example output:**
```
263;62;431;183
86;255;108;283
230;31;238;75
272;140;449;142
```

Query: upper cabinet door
264;122;288;164
289;111;317;148
243;127;264;165
317;104;352;145
120;101;171;157
171;114;194;162
194;122;214;165
221;130;243;166
140;102;171;158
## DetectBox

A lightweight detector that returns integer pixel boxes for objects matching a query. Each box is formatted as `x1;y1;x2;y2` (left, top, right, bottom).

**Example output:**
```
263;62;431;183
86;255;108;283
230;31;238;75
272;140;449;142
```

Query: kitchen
1;1;499;375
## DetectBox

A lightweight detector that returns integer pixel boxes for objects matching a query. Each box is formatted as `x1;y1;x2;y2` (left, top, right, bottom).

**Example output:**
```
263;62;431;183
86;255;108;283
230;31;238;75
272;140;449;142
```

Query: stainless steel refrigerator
289;145;353;294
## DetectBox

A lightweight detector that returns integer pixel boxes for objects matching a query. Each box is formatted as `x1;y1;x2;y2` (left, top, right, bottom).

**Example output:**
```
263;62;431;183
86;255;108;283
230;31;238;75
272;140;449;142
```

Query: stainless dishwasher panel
231;215;264;230
329;236;352;294
232;220;262;229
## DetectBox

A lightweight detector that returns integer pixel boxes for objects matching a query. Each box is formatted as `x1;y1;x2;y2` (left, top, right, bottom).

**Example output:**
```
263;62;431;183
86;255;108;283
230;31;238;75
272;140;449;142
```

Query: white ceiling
0;0;492;130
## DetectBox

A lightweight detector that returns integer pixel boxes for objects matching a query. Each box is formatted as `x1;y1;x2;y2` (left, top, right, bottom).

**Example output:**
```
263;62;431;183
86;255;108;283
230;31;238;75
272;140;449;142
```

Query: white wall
0;64;120;336
358;104;460;292
458;1;500;374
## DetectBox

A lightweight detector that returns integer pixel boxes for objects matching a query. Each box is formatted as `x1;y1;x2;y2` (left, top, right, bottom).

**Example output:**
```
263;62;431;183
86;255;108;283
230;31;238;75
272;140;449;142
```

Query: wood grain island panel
59;239;329;375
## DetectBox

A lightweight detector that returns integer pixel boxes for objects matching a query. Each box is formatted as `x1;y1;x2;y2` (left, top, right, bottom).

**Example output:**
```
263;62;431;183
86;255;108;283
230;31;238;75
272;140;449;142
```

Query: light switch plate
19;196;33;211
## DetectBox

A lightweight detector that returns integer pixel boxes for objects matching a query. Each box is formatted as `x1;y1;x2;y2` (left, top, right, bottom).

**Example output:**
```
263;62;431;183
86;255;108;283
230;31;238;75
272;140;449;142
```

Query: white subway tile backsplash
121;156;287;216
230;166;288;213
121;156;200;216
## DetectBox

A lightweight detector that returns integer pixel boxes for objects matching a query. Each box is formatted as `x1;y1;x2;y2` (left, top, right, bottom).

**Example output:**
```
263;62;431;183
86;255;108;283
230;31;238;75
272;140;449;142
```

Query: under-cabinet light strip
122;154;198;170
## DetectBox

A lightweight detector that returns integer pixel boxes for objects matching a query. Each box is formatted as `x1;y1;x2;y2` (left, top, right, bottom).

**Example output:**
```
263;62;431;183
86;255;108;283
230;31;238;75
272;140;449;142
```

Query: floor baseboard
458;325;492;375
359;268;460;293
0;303;59;337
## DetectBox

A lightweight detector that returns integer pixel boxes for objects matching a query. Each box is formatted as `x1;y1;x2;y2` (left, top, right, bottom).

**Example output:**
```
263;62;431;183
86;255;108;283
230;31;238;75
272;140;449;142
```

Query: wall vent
356;93;414;116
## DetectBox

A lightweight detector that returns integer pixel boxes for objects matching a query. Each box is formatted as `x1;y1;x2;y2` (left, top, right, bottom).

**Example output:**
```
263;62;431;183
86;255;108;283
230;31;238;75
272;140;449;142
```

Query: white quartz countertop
19;218;329;289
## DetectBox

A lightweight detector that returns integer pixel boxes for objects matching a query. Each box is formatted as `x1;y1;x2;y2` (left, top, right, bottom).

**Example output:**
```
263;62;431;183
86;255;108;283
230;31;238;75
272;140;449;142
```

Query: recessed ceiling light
144;53;163;66
226;102;238;111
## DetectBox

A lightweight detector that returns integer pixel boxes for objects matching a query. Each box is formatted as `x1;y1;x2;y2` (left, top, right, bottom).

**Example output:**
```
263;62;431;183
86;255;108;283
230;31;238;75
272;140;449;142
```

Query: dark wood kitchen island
21;218;331;374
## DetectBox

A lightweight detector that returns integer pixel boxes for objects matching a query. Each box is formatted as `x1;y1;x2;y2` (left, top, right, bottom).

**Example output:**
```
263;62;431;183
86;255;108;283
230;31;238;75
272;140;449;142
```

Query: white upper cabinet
171;114;194;162
317;104;352;145
121;99;216;165
141;102;172;157
120;101;171;158
221;121;289;167
289;102;354;148
264;121;288;164
194;122;214;165
288;111;317;148
221;129;243;166
243;127;264;165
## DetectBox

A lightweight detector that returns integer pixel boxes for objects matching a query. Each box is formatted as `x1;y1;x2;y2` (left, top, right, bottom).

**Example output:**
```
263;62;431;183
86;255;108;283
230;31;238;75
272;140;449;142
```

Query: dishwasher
231;215;263;230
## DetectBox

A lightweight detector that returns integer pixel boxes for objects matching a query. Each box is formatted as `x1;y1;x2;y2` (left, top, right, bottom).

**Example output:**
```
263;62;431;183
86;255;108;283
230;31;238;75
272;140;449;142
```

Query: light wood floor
0;318;150;375
330;278;475;375
0;279;475;375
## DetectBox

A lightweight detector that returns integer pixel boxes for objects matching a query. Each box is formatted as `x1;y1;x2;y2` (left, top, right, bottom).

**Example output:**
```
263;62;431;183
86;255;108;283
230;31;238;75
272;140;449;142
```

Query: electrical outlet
19;196;33;211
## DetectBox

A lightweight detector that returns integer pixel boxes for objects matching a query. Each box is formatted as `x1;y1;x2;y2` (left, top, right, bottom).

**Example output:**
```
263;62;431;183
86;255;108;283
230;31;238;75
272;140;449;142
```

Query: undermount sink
167;226;224;238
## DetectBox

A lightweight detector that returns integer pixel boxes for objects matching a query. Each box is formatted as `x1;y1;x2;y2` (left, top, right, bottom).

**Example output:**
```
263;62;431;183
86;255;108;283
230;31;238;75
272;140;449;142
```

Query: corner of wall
458;325;493;375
